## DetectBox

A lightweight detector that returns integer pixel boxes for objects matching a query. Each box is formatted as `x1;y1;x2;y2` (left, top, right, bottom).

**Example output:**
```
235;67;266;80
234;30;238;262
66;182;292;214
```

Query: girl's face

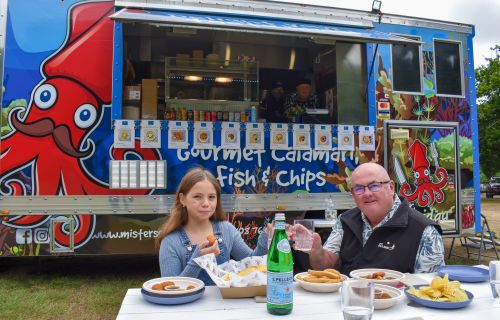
180;179;217;222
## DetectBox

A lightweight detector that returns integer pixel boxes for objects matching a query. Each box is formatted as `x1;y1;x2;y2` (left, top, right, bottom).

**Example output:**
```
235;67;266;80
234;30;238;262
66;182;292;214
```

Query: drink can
217;111;223;121
211;111;217;122
240;111;247;122
181;108;187;121
223;111;229;122
187;109;194;121
228;111;235;122
246;110;251;122
164;108;170;120
170;108;176;121
193;110;200;121
234;112;240;122
204;111;211;122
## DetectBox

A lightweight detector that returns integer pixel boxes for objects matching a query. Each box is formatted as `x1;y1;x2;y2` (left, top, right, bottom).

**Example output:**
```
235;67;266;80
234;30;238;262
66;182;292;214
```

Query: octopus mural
0;2;160;249
399;140;448;207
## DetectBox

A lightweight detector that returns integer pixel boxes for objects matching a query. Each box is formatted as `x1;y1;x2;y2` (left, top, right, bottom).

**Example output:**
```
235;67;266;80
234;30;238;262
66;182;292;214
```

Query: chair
447;213;499;263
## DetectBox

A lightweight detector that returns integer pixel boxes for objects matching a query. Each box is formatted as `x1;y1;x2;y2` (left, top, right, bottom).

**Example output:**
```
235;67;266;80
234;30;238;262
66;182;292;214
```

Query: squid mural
399;140;448;207
0;2;160;249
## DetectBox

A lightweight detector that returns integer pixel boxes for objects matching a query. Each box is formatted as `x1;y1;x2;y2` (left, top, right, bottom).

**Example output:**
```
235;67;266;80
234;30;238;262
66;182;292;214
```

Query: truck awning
111;9;419;45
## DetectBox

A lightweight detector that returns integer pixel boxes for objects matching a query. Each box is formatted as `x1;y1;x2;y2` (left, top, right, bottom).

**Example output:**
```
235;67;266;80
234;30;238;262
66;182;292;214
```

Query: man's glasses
351;181;390;195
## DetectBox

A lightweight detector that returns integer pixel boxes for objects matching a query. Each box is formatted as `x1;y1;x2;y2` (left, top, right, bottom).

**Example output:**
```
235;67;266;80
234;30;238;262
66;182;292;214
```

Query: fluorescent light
184;75;202;81
215;77;232;83
289;48;296;70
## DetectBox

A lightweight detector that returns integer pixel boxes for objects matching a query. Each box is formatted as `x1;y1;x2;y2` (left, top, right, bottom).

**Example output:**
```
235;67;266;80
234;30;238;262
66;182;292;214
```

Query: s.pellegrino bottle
267;213;293;315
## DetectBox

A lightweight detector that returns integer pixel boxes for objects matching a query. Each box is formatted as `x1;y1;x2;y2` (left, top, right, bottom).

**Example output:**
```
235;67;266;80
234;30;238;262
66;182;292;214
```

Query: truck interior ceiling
122;22;368;124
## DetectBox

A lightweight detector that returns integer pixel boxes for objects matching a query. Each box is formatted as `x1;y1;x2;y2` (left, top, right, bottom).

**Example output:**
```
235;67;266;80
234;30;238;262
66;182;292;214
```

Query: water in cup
293;220;314;251
341;280;374;320
342;306;372;320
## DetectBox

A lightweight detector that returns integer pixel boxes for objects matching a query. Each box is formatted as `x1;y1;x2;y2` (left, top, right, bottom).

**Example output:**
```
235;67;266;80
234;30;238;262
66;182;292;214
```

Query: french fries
297;268;345;284
407;274;468;302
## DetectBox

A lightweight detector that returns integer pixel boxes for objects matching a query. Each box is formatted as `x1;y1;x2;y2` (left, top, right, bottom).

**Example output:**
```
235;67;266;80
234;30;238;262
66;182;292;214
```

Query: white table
117;273;500;320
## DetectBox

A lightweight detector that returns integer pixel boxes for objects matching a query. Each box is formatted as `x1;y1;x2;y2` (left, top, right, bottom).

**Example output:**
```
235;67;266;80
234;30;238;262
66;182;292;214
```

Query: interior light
288;48;296;70
224;44;231;66
184;75;202;81
215;77;233;83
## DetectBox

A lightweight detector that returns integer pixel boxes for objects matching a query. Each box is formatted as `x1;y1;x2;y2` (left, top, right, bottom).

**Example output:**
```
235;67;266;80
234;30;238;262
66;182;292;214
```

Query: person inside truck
260;80;287;123
283;78;319;120
156;167;272;285
291;162;444;274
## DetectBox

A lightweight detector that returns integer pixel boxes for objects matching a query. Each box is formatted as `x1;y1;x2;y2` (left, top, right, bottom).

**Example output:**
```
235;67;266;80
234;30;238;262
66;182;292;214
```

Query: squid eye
424;169;430;176
414;172;420;179
74;104;97;129
34;84;57;109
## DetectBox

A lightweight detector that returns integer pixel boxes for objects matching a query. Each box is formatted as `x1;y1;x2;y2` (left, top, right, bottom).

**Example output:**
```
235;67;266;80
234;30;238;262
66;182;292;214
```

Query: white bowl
294;272;348;293
349;268;405;287
374;284;404;309
142;277;204;296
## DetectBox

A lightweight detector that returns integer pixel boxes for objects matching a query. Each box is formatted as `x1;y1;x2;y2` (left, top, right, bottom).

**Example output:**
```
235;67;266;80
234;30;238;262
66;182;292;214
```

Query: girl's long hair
155;167;227;249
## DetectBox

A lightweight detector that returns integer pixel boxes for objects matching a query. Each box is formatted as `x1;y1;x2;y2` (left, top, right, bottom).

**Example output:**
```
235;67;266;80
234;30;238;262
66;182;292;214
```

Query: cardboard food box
218;285;266;299
192;50;204;67
123;85;141;101
176;53;190;66
141;79;158;119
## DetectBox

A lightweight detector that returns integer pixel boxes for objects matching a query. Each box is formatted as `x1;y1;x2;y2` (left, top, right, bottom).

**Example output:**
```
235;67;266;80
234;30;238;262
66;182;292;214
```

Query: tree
476;45;500;178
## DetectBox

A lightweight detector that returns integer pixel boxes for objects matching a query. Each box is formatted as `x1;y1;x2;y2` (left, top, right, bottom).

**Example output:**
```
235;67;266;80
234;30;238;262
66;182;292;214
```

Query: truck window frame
433;39;465;98
390;34;423;95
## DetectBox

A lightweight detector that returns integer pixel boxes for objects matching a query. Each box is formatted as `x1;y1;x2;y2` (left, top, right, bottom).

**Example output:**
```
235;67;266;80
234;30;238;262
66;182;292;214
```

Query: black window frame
433;39;464;98
390;35;423;95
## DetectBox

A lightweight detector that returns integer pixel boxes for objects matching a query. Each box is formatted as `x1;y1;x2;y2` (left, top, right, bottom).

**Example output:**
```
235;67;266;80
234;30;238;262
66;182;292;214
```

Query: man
283;78;319;120
260;80;286;123
298;162;444;274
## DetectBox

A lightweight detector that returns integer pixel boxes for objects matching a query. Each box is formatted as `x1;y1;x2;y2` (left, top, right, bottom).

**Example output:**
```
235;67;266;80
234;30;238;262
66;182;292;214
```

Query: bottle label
267;271;293;305
275;220;286;230
277;239;291;253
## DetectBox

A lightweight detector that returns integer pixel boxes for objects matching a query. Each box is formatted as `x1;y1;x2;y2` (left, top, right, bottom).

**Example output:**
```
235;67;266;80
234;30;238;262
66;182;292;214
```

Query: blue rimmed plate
437;265;489;283
405;285;473;309
141;287;205;305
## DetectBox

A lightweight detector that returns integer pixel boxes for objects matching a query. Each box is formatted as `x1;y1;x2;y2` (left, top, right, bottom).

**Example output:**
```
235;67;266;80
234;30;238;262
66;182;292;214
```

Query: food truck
0;0;479;256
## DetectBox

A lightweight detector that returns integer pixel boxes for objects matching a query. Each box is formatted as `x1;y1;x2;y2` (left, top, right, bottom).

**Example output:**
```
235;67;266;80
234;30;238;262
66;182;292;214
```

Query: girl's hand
198;240;220;256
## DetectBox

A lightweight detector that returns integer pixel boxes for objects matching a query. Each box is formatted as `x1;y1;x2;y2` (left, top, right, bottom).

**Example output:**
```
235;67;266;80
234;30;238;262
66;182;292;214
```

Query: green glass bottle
267;213;293;315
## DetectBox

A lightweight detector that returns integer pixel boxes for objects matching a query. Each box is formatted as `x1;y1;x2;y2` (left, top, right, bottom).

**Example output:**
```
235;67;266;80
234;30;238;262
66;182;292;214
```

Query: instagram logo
34;228;50;244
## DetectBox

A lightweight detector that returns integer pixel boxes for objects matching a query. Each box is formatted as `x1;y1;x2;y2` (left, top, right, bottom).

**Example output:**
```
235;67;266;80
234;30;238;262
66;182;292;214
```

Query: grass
0;256;158;320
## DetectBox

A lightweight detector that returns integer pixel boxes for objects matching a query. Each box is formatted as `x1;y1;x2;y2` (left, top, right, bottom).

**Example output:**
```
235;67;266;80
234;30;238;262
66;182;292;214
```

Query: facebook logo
15;229;33;244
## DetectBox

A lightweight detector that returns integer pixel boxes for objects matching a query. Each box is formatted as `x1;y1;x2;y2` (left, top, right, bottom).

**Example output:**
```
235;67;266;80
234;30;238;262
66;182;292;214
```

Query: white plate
142;277;205;296
374;284;404;309
349;268;405;286
294;272;348;293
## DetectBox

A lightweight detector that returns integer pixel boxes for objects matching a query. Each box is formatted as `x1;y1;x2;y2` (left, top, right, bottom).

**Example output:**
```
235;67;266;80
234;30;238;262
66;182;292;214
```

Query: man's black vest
338;199;441;275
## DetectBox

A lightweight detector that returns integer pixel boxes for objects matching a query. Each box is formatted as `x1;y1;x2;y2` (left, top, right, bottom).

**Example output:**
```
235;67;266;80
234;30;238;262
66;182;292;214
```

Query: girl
156;167;271;285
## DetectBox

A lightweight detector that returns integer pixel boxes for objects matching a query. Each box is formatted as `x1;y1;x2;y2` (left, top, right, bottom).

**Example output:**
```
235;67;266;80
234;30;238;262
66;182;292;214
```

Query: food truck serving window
434;40;464;97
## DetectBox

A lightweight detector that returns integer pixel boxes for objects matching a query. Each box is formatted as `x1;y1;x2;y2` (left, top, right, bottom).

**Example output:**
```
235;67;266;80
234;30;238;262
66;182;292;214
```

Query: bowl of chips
294;269;348;293
373;284;403;309
350;268;405;286
405;275;473;309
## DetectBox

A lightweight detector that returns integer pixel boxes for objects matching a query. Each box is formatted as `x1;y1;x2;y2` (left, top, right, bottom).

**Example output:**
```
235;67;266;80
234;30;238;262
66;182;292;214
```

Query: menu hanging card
194;121;214;149
140;120;161;148
221;122;241;149
337;125;355;151
292;124;311;150
359;125;376;151
314;124;332;151
245;123;264;149
114;120;135;149
270;123;289;150
168;121;189;149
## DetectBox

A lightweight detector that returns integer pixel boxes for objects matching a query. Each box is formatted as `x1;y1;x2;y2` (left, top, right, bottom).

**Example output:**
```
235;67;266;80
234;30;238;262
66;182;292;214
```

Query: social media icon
34;228;50;244
16;229;33;244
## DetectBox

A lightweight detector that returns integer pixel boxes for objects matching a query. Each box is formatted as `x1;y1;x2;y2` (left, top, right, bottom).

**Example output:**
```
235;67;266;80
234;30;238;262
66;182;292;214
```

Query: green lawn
0;256;158;320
